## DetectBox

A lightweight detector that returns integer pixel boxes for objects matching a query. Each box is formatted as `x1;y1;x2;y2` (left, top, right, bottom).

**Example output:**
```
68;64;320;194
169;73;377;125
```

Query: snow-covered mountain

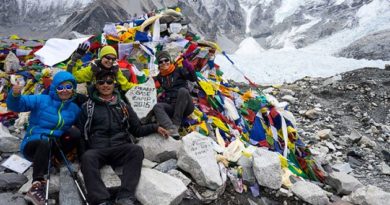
1;0;390;84
0;0;92;37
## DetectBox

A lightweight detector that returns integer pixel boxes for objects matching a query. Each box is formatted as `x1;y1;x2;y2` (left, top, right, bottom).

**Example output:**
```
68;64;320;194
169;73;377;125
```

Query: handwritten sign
125;78;157;119
1;154;32;174
189;137;212;159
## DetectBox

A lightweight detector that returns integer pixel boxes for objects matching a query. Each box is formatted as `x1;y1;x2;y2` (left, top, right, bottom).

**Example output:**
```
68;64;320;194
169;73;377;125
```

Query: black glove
75;43;89;56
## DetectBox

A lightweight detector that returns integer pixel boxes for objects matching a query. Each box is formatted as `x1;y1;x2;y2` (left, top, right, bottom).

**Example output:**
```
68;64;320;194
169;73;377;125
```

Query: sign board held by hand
125;78;157;119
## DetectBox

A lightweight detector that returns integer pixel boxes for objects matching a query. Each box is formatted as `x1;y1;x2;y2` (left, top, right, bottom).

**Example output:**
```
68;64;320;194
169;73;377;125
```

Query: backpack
83;98;136;144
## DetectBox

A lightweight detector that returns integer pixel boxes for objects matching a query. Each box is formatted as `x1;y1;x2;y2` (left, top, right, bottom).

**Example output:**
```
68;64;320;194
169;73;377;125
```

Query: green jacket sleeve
66;59;93;83
117;69;136;91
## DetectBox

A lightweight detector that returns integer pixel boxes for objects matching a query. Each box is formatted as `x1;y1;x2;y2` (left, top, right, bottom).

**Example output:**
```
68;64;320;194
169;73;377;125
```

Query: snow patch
235;37;264;56
216;37;390;84
274;0;303;24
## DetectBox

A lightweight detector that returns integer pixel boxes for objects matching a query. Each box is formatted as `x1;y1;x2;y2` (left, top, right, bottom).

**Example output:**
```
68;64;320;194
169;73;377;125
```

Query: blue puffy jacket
6;71;81;155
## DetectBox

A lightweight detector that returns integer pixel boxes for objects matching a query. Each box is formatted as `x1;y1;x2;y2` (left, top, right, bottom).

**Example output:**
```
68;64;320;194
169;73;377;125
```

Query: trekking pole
45;138;53;205
53;139;89;205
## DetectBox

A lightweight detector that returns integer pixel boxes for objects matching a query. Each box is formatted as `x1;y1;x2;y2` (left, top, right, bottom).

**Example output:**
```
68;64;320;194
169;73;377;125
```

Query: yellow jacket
67;59;135;91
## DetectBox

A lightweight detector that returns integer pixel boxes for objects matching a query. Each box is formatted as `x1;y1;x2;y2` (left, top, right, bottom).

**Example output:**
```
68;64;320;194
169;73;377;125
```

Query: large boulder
342;185;390;205
0;137;20;153
292;181;330;205
177;132;223;190
59;166;83;205
136;168;187;205
137;134;182;162
0;173;28;190
0;192;27;205
252;148;282;189
325;171;363;195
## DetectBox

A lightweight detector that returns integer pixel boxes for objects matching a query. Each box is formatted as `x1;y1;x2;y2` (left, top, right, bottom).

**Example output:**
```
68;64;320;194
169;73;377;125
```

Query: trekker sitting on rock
77;71;169;205
152;51;197;139
67;44;136;91
6;71;81;205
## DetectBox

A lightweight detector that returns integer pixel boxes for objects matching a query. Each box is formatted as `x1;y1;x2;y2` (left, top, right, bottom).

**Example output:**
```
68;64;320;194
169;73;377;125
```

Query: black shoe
168;125;180;140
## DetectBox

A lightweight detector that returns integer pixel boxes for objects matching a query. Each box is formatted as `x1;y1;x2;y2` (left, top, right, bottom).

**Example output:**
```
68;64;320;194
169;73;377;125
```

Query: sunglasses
158;58;170;65
96;79;114;85
56;84;73;92
104;56;117;61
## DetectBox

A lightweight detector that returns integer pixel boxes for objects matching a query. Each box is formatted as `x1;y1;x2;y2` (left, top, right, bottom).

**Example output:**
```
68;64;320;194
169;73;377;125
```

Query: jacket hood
49;71;77;101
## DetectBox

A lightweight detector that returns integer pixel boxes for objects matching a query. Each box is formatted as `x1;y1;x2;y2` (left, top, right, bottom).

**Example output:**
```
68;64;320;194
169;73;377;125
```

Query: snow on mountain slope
215;37;390;84
304;0;390;55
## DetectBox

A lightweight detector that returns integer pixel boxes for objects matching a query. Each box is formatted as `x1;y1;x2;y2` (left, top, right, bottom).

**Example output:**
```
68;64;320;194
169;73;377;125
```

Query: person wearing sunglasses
152;50;197;138
67;44;136;91
6;71;81;205
77;71;169;205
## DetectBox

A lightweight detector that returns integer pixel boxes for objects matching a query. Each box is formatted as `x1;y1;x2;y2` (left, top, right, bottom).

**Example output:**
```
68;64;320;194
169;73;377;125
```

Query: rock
324;141;336;151
167;170;191;186
292;181;329;205
0;173;28;190
59;166;83;205
0;137;20;153
280;88;295;96
237;155;256;184
281;95;297;104
177;132;223;190
142;159;158;168
379;162;390;175
342;185;390;205
358;136;376;148
136;168;187;205
347;129;362;143
325;172;363;195
137;134;182;162
332;163;353;174
100;165;121;189
252;148;282;190
316;129;333;140
305;109;319;119
0;192;27;205
154;159;177;173
329;200;353;205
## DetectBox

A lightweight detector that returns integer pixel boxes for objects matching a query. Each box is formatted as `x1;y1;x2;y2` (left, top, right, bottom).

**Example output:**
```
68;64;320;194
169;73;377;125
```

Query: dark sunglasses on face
56;84;73;92
96;79;114;85
104;56;117;61
158;58;170;65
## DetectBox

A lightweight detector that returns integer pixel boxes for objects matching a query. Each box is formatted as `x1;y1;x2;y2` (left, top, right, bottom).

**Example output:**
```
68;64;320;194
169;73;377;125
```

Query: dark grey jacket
77;91;158;149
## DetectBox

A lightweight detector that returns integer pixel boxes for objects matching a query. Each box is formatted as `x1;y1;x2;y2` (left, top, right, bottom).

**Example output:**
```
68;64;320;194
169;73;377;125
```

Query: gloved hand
75;42;89;56
182;58;194;72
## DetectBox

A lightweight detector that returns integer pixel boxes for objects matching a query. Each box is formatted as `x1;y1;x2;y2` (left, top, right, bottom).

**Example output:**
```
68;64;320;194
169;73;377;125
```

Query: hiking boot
24;181;46;205
115;196;135;205
168;125;180;140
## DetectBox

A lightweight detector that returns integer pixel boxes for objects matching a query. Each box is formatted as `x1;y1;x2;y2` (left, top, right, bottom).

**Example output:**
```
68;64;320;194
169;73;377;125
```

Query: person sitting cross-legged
77;70;169;205
152;51;197;139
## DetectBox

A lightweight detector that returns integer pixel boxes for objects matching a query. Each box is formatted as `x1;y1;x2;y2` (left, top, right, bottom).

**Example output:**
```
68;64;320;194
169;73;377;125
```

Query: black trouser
153;87;194;129
81;143;144;205
24;127;81;182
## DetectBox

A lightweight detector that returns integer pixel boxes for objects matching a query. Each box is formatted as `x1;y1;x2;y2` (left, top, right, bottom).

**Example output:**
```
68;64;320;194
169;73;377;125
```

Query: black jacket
155;66;196;104
77;91;158;149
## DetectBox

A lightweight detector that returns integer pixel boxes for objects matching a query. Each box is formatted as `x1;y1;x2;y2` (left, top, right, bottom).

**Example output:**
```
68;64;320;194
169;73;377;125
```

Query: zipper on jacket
49;102;64;136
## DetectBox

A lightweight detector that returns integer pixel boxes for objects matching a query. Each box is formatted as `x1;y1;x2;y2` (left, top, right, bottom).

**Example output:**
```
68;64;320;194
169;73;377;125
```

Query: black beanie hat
156;51;171;62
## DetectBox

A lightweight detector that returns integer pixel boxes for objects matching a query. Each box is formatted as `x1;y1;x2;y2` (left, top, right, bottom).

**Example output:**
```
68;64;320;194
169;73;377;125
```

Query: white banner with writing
125;78;157;119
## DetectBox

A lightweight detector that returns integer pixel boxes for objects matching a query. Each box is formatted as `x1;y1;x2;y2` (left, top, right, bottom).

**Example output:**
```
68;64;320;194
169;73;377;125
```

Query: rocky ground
280;66;390;192
0;66;389;205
